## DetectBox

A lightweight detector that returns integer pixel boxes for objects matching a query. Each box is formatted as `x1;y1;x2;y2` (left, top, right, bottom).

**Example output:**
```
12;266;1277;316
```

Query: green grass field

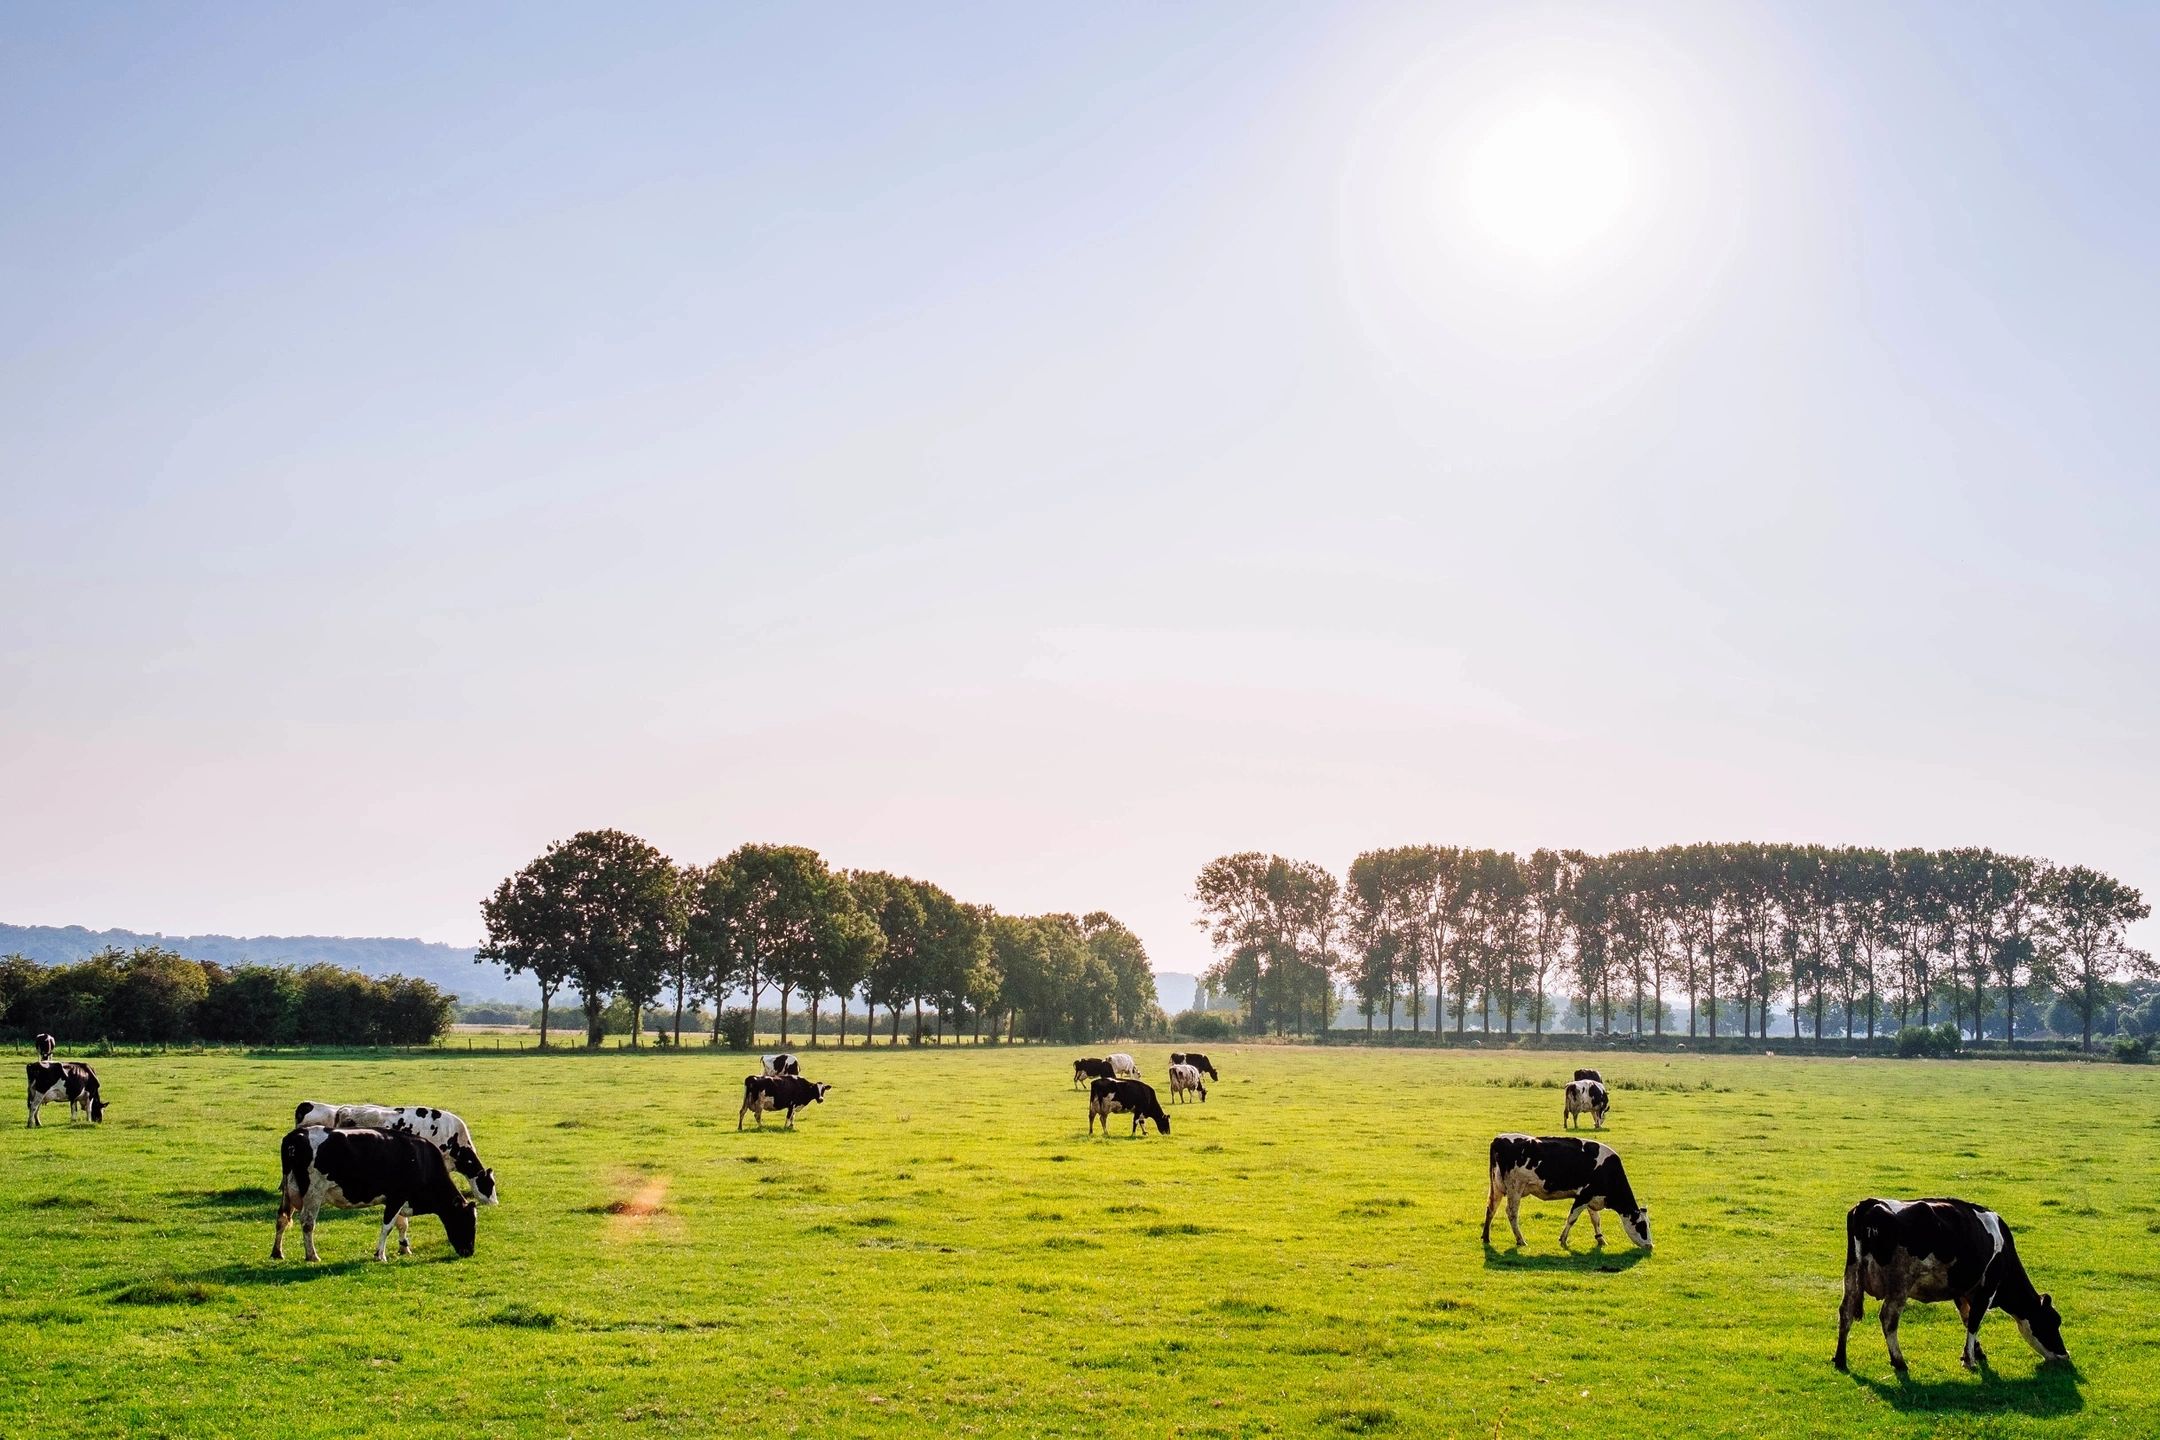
3;1046;2154;1438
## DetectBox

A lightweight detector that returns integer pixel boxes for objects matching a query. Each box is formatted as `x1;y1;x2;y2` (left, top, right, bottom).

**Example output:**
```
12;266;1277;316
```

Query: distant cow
1088;1077;1169;1136
34;1033;56;1062
1484;1133;1651;1250
1072;1057;1116;1089
1170;1050;1219;1081
738;1073;830;1130
1573;1068;1603;1084
761;1052;801;1077
1167;1062;1207;1104
1835;1197;2069;1375
274;1127;476;1262
1107;1053;1140;1078
1562;1079;1609;1130
294;1102;498;1205
25;1062;104;1127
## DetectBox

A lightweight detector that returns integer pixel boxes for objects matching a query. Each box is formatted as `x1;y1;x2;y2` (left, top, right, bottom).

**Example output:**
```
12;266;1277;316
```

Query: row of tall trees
0;947;456;1047
479;831;1160;1046
1194;845;2151;1051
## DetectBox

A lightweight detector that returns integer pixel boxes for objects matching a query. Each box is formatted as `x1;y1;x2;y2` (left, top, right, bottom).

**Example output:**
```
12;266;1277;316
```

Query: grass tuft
114;1277;224;1306
488;1303;558;1328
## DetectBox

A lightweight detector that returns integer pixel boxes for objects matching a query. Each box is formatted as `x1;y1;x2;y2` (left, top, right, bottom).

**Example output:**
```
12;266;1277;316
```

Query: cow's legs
1833;1264;1864;1370
1881;1297;1909;1374
376;1204;400;1262
273;1197;293;1259
300;1204;322;1263
1559;1200;1588;1247
1482;1169;1500;1245
1956;1295;1989;1370
1589;1206;1607;1245
24;1094;37;1127
394;1211;413;1256
1506;1193;1528;1247
784;1106;796;1131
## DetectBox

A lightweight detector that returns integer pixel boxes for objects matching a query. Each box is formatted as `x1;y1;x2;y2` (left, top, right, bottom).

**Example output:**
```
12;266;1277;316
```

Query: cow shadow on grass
173;1185;282;1210
1851;1361;2083;1418
180;1258;386;1287
1481;1242;1649;1274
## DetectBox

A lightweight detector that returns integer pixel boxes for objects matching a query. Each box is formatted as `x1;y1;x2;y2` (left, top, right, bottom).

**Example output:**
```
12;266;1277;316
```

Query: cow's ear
2041;1292;2053;1307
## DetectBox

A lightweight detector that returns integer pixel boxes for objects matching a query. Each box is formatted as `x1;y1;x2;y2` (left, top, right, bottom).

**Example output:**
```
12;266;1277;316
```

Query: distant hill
0;922;535;1004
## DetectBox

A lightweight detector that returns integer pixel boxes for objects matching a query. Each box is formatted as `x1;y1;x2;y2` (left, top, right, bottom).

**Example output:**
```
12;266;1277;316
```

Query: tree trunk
584;991;604;1048
809;995;820;1046
779;986;791;1045
673;979;686;1048
539;986;554;1049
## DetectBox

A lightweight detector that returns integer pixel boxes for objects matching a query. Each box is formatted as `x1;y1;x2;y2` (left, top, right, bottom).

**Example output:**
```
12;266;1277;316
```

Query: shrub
1172;1009;1233;1041
717;1008;754;1050
1895;1022;1963;1059
2111;1034;2150;1065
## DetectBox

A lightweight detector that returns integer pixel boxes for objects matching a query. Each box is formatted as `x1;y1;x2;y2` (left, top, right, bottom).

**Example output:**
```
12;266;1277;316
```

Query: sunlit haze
3;3;2155;972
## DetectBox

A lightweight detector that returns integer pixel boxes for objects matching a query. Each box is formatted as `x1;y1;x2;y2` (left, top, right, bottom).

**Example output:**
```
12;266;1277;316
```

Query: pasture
3;1047;2154;1438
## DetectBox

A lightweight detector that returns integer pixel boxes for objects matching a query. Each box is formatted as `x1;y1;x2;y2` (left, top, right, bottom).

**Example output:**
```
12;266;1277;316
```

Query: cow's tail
278;1128;312;1201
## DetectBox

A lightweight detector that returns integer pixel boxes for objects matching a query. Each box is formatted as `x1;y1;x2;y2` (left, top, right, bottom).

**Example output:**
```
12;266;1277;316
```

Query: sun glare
1463;98;1632;262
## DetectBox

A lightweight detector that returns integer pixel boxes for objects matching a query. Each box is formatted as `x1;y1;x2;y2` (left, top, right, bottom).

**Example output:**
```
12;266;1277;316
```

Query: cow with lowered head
1573;1068;1603;1084
761;1052;801;1077
275;1127;476;1262
1562;1079;1609;1130
1836;1197;2069;1375
1088;1076;1169;1136
295;1101;498;1205
738;1073;830;1130
25;1061;104;1126
35;1033;57;1062
1170;1051;1219;1081
1484;1133;1651;1251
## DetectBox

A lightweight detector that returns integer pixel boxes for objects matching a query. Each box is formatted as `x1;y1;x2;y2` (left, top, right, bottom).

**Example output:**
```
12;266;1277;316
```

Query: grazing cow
35;1033;56;1062
1562;1079;1609;1130
1573;1068;1603;1083
738;1073;830;1130
1170;1050;1220;1081
761;1052;801;1077
1483;1133;1651;1250
1088;1076;1169;1136
293;1102;498;1205
1107;1052;1141;1078
274;1127;476;1262
1835;1197;2069;1375
1072;1057;1116;1089
24;1062;104;1127
1167;1062;1207;1104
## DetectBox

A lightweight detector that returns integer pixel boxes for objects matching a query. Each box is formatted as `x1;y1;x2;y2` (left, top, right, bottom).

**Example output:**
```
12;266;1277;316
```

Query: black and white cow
1107;1052;1141;1078
1167;1062;1207;1104
294;1102;498;1204
1088;1076;1169;1136
1562;1079;1609;1130
35;1032;56;1062
761;1052;801;1077
738;1073;830;1130
1072;1057;1116;1089
1573;1068;1604;1084
1483;1133;1651;1250
274;1127;477;1262
25;1061;104;1126
1835;1197;2069;1375
1170;1050;1220;1081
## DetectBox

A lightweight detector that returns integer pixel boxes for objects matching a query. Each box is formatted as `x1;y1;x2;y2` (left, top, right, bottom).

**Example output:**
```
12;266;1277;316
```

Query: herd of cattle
20;1038;2073;1376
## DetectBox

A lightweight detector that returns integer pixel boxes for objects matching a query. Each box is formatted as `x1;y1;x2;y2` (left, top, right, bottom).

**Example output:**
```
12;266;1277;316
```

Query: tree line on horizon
1194;843;2152;1052
478;829;1162;1048
0;946;456;1047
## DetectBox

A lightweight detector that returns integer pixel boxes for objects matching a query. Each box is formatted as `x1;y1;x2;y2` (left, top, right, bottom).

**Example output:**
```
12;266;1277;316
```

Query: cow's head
2019;1294;2069;1363
1148;1103;1169;1136
440;1200;477;1258
813;1083;832;1103
1620;1206;1651;1250
89;1096;106;1123
448;1142;500;1205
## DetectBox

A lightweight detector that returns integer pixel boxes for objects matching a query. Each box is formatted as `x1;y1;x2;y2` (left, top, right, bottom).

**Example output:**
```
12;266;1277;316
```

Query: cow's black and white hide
294;1102;498;1204
1170;1051;1220;1081
274;1127;477;1262
34;1032;56;1062
1572;1068;1604;1084
1835;1197;2069;1375
1072;1057;1116;1089
738;1073;830;1130
1167;1062;1207;1104
1088;1077;1169;1136
1107;1052;1141;1078
25;1061;104;1126
1483;1133;1651;1250
1562;1079;1609;1130
761;1052;801;1077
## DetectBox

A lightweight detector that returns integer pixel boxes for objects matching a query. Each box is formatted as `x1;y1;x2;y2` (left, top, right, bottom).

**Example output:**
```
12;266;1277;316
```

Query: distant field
3;1047;2155;1438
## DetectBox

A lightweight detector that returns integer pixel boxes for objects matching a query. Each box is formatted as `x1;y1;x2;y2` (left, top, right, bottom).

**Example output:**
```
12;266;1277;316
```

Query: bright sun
1463;98;1632;262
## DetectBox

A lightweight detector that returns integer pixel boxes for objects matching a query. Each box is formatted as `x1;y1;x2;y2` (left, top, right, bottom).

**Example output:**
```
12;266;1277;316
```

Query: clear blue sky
3;3;2155;973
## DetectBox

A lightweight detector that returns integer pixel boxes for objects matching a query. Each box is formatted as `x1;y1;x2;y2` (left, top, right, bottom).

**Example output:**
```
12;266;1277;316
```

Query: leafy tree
855;870;929;1043
2044;866;2151;1051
